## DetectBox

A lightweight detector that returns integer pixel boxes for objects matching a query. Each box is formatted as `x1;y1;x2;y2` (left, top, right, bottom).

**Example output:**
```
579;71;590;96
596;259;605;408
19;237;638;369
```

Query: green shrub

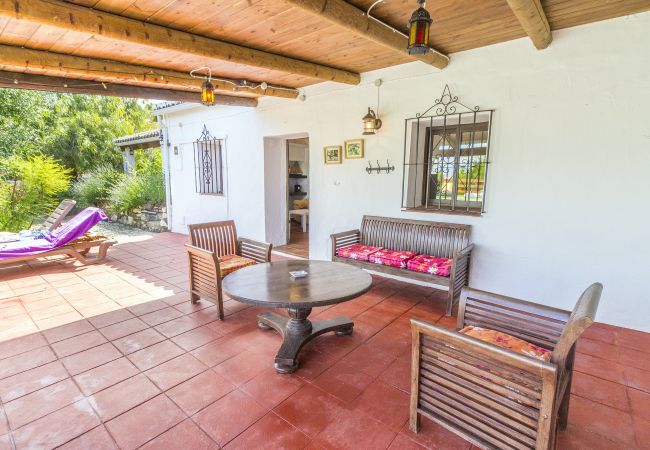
108;172;164;213
0;155;71;232
72;165;124;207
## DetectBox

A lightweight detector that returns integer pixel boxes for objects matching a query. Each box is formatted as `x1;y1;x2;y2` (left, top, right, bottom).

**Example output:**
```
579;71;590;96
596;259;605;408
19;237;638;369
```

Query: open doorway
283;138;309;258
263;134;309;259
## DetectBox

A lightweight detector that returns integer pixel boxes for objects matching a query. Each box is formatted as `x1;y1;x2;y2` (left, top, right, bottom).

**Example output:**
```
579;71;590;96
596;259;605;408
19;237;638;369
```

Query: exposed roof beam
0;70;258;106
505;0;552;49
284;0;448;69
0;0;360;85
0;44;298;99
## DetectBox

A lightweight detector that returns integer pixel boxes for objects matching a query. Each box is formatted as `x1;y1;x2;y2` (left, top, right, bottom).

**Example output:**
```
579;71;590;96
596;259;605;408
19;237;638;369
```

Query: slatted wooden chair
186;220;272;319
42;199;77;231
409;283;603;450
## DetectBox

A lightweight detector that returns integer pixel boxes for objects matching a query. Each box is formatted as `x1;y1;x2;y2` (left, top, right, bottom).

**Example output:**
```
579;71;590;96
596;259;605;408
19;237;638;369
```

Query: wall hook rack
366;160;395;174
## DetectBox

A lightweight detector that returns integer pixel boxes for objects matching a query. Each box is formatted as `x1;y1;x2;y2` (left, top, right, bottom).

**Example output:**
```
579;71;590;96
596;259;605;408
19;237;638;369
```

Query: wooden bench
331;216;473;315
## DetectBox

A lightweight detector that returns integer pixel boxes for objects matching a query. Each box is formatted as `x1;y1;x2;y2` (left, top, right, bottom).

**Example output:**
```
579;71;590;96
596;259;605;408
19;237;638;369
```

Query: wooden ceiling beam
0;0;360;84
284;0;449;69
505;0;552;49
0;44;298;99
0;70;258;106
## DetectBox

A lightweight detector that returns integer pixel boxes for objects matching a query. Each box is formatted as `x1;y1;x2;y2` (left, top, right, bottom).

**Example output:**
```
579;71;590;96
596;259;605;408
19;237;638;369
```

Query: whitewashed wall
159;13;650;331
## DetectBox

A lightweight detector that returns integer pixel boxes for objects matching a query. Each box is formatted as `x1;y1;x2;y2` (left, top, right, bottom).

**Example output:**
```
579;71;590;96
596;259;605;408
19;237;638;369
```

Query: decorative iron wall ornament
193;125;224;195
402;85;493;215
416;84;479;118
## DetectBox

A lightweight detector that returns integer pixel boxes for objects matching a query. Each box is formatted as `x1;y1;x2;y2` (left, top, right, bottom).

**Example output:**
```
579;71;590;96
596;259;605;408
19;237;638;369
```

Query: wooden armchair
409;283;603;450
185;220;272;319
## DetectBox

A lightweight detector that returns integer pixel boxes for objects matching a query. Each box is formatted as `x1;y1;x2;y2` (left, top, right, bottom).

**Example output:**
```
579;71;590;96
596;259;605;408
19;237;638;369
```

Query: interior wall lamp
362;79;383;135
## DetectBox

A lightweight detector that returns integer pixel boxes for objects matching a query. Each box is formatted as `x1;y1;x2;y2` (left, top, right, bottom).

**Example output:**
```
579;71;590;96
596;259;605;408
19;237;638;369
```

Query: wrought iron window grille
193;125;224;195
401;85;494;215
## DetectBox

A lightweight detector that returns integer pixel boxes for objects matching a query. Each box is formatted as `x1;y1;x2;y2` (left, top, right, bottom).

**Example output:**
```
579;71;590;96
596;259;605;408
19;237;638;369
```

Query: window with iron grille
402;85;493;215
193;125;224;195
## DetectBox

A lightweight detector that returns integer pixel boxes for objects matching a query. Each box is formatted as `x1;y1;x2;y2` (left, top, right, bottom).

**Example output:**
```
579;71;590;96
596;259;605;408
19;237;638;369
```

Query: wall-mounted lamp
407;0;432;55
362;108;382;135
363;79;383;135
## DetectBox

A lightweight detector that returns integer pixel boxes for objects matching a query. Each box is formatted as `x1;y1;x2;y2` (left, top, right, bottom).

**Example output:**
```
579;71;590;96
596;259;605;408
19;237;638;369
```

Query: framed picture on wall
344;139;364;159
324;146;342;164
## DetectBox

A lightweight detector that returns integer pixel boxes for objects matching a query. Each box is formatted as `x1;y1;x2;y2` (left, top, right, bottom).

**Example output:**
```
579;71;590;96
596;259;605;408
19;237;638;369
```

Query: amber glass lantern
407;0;432;55
201;80;215;106
362;108;382;135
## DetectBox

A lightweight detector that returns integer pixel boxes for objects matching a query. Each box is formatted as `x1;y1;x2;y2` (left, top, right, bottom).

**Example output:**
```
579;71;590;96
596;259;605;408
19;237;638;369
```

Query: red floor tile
4;378;83;429
127;340;185;371
213;350;269;387
620;346;650;372
241;368;304;409
112;328;166;355
0;333;47;359
139;419;218;450
171;325;222;352
576;337;619;361
618;328;650;354
144;353;207;390
90;374;160;421
633;416;650;449
388;433;427;449
571;371;630;411
193;389;266;446
313;358;375;403
12;399;100;449
56;425;118;450
574;352;627;385
99;317;148;340
105;394;185;450
629;387;650;422
400;418;472;450
51;330;108;358
274;384;350;438
140;307;185;326
0;361;68;402
155;315;205;338
624;366;650;394
0;346;56;379
555;424;629;450
73;357;140;396
166;369;234;415
352;379;410;432
568;395;636;446
225;412;311;450
61;343;122;375
313;407;397;450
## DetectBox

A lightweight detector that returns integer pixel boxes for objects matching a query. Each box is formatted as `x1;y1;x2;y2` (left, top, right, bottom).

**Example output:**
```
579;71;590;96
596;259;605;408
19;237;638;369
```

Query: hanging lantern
362;108;382;135
201;80;215;106
407;0;432;55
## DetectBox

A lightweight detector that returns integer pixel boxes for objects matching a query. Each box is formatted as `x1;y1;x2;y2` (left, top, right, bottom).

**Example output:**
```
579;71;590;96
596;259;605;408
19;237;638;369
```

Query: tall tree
0;89;155;177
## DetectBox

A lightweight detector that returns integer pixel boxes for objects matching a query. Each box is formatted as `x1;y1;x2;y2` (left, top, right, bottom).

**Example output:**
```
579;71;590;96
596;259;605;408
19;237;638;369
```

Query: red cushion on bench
368;249;417;268
407;254;453;277
337;244;383;261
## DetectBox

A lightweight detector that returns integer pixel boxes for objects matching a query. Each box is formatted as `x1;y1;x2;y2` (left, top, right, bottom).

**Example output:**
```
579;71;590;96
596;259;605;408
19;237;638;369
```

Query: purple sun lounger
0;207;116;266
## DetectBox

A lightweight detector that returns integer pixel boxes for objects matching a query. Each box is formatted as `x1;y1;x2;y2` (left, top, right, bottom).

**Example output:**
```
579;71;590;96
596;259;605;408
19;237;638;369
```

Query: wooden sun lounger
42;199;77;231
0;235;117;267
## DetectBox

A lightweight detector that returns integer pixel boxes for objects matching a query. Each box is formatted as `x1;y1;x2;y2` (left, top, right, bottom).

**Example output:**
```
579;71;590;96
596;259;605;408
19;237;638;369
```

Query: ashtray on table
289;270;308;279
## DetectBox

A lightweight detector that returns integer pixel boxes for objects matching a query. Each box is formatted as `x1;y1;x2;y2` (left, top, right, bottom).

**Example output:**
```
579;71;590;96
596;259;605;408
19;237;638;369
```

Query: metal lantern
407;0;432;55
362;108;382;135
201;80;215;106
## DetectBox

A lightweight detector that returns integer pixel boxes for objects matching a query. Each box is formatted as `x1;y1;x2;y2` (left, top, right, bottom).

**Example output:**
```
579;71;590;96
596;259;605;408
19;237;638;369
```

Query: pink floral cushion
337;244;383;261
407;254;453;277
368;249;417;268
459;326;552;362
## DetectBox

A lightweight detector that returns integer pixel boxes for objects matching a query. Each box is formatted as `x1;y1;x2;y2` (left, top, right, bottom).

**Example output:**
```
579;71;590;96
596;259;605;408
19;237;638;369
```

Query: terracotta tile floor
0;232;648;449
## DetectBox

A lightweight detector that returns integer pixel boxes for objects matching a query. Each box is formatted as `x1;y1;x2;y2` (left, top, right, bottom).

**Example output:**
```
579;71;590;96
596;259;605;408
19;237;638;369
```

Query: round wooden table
223;260;372;373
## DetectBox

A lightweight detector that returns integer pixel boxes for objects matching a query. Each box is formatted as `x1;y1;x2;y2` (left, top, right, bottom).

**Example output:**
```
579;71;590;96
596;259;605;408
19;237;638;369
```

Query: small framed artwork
324;145;342;164
344;139;364;159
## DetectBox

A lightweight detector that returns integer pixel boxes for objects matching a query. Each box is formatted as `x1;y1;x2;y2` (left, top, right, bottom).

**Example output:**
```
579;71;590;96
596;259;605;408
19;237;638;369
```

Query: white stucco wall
158;12;650;331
